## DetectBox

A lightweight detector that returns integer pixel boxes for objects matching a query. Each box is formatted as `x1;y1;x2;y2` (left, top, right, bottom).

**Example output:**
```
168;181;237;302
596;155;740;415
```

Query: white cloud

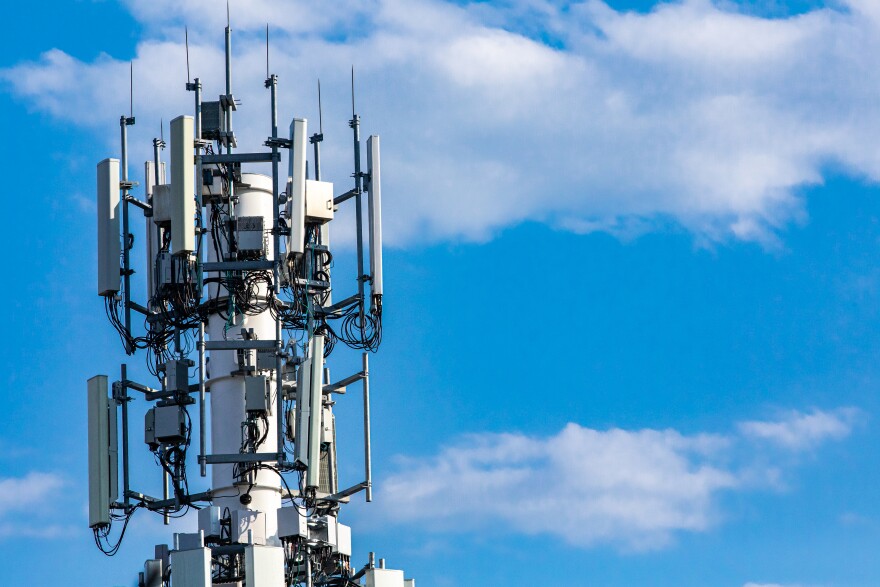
4;0;880;246
0;471;71;541
369;408;856;551
738;407;863;450
0;472;65;515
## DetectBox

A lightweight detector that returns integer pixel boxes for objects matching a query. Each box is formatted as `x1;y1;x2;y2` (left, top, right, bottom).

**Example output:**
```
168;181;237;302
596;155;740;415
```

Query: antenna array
88;18;407;587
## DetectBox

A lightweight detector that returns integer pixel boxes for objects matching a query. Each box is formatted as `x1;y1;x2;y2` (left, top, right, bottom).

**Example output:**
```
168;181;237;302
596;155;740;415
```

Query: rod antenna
351;66;356;118
185;26;191;83
129;62;134;118
318;79;323;135
266;24;270;79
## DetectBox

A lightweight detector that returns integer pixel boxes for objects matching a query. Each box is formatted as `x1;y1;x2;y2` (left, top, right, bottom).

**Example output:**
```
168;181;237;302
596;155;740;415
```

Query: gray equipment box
165;359;189;393
257;349;276;370
201;101;225;142
143;559;163;587
155;405;187;443
152;184;171;225
145;408;156;446
245;376;268;413
237;216;265;254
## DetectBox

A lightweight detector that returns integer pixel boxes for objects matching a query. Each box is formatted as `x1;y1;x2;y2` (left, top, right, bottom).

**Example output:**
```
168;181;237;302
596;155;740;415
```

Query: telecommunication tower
87;17;412;587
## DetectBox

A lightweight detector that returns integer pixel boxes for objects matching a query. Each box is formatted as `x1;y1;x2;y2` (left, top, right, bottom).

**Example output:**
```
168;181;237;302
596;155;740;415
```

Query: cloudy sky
2;0;880;585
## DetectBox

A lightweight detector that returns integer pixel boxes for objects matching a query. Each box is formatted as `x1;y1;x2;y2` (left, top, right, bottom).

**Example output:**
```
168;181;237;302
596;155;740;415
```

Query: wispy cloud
0;471;71;541
4;1;880;246
0;472;65;515
366;408;858;551
738;407;864;450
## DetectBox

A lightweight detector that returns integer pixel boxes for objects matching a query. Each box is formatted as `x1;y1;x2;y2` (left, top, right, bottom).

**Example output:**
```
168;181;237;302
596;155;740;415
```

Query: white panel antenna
88;375;113;528
286;118;307;256
367;135;383;302
144;161;165;299
97;159;120;296
170;115;195;256
293;334;325;488
293;357;312;469
306;335;325;489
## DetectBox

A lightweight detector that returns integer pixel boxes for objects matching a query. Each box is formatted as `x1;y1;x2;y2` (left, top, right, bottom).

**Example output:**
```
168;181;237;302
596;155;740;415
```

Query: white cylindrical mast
206;173;281;544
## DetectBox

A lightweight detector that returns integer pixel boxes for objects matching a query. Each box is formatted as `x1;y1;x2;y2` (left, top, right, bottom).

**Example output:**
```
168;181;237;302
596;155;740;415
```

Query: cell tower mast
88;18;410;587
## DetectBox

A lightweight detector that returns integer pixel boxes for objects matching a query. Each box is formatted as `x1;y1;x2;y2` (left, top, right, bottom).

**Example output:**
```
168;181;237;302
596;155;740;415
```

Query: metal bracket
265;137;292;149
204;452;284;464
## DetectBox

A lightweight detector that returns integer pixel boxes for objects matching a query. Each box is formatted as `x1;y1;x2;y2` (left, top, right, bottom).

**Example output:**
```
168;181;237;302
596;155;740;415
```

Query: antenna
318;79;323;135
351;66;356;118
265;24;270;80
185;26;191;84
129;62;133;119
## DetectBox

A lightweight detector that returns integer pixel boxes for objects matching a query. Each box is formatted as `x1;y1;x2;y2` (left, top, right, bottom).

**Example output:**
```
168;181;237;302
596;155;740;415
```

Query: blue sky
2;0;880;585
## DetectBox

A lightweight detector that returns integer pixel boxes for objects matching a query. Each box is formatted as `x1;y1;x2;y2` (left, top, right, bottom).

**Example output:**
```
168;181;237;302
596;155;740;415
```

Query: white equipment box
366;568;405;587
277;505;308;539
232;509;266;545
245;545;285;587
170;547;211;587
198;506;222;539
305;180;334;223
152;184;172;224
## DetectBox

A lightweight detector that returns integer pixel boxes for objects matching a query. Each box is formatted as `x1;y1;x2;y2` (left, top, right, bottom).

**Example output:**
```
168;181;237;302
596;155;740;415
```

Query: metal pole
351;109;366;342
121;363;131;510
193;78;202;143
362;352;372;502
267;73;285;465
120;116;133;353
225;21;233;156
188;76;208;478
199;322;207;477
313;139;321;181
163;469;170;525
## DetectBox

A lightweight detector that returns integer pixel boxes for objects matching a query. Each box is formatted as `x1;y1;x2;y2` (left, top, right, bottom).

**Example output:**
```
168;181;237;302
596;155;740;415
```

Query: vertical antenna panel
170;115;195;256
287;118;307;256
108;391;119;503
145;161;159;299
367;135;383;301
306;335;325;489
294;358;312;468
97;159;120;296
88;375;111;528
